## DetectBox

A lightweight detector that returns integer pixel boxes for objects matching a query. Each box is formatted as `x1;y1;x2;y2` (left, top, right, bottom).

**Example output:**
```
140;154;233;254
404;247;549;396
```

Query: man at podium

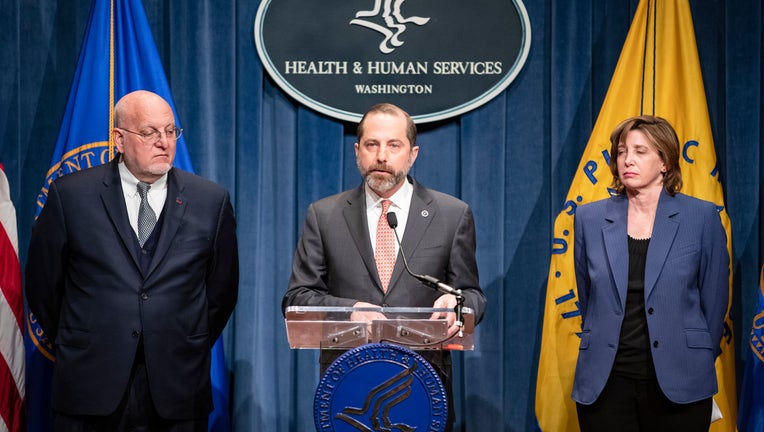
283;102;486;431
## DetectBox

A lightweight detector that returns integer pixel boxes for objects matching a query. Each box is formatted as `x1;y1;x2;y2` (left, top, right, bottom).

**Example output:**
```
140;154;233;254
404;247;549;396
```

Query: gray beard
364;170;406;194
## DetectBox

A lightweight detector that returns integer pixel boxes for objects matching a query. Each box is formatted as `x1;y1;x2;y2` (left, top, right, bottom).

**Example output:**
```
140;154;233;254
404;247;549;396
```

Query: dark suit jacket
572;191;728;405
25;158;238;419
283;178;486;372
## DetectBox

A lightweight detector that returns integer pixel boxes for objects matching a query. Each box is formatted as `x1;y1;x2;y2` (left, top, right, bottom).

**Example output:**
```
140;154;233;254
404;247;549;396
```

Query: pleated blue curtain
2;0;762;430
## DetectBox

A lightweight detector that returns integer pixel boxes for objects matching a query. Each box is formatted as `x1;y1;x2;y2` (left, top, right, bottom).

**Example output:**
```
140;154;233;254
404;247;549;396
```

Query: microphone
385;212;462;297
386;211;464;336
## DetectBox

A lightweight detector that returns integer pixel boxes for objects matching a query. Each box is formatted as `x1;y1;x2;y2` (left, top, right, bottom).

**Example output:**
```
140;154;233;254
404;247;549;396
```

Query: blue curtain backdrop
2;1;762;430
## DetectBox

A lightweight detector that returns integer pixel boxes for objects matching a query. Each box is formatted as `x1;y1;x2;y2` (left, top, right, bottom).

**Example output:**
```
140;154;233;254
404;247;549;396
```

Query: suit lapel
387;181;435;292
602;196;629;310
146;169;187;277
100;160;142;270
342;185;381;289
644;192;679;300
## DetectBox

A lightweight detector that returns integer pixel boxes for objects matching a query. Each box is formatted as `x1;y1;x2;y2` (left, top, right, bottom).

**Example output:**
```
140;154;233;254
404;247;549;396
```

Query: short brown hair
356;103;417;148
609;115;683;196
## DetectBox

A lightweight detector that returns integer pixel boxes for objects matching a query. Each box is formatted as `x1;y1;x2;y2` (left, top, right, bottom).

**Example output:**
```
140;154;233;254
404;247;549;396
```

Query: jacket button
653;340;659;348
141;292;149;300
647;307;654;314
132;331;140;338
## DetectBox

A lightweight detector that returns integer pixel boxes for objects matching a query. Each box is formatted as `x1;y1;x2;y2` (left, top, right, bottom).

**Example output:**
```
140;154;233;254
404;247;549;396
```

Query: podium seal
314;343;448;431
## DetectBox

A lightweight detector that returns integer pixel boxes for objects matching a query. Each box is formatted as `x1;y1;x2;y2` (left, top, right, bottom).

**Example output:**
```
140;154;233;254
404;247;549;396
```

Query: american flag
0;163;24;432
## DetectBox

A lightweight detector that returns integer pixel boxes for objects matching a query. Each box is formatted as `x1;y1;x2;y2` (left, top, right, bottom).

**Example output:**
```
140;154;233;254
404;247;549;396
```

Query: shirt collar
118;161;168;196
364;177;413;212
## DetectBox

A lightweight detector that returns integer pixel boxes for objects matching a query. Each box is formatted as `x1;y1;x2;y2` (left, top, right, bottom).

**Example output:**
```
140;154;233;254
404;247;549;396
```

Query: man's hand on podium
431;294;459;337
350;301;387;335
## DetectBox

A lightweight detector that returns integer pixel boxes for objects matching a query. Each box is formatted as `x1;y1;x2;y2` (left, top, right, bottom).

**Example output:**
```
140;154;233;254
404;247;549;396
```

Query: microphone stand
387;212;465;337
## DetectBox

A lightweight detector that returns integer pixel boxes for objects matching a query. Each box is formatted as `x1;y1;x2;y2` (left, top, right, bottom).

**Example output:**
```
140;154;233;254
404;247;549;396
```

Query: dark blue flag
739;264;764;432
25;1;230;430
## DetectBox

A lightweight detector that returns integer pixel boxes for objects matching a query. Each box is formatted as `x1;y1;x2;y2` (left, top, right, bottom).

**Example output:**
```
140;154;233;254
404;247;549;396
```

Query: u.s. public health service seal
314;343;448;431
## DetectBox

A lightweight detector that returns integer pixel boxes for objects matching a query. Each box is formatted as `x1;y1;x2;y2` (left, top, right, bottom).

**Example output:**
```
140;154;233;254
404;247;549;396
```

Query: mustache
367;164;393;174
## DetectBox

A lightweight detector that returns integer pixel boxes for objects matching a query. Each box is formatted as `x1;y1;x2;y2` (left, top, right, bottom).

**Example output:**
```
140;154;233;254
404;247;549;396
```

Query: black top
612;236;655;379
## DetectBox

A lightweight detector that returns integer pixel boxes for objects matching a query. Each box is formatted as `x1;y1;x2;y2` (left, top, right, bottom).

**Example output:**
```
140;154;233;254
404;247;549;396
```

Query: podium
286;306;476;432
284;305;476;351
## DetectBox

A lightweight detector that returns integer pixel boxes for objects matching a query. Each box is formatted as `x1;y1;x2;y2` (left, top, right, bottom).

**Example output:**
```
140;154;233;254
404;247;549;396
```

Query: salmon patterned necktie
375;199;396;292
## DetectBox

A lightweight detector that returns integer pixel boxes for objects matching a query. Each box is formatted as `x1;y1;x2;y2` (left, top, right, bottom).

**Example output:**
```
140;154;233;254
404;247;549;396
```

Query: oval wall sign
254;0;531;123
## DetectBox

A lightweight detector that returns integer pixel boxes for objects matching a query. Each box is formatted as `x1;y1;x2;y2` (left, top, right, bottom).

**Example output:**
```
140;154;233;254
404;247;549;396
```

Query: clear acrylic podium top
284;306;475;351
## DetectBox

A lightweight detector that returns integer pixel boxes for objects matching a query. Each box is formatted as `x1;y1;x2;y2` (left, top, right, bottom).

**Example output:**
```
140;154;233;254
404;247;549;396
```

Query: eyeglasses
117;127;183;144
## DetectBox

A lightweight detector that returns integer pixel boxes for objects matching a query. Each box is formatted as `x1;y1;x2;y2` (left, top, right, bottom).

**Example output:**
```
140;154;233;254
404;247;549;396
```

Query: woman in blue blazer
572;116;729;431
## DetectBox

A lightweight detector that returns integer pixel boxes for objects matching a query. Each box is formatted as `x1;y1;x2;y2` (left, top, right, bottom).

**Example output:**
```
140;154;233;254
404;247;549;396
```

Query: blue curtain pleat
3;1;762;430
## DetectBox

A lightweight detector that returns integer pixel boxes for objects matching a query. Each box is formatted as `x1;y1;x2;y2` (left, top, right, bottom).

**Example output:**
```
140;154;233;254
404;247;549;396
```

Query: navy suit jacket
25;158;239;419
571;191;728;405
283;178;486;371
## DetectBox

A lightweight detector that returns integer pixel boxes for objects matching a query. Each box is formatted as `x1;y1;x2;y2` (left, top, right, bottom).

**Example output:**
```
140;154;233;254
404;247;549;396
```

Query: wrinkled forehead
129;100;175;127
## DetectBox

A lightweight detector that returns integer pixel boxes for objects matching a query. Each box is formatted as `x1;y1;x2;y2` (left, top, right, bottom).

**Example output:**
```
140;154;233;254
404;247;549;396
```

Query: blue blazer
571;191;728;405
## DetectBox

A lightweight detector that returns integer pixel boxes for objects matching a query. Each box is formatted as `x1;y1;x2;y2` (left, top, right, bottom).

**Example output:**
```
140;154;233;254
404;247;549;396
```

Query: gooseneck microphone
386;211;464;336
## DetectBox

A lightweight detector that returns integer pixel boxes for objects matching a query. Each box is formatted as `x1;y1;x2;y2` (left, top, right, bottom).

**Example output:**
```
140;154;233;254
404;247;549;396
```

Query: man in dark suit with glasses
26;90;239;431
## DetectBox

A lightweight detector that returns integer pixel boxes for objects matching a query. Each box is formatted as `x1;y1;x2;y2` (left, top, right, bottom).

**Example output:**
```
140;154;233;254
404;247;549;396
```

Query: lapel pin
421;210;429;218
176;197;183;205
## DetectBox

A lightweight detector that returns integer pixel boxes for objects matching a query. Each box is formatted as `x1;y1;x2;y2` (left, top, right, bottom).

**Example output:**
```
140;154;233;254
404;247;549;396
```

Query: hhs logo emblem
350;0;431;54
314;343;448;431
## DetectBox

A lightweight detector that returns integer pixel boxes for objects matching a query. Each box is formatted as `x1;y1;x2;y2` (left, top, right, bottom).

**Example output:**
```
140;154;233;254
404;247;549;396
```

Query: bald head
114;90;173;128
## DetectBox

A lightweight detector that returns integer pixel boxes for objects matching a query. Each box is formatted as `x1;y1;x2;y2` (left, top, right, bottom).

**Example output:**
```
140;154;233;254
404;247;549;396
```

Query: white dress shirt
118;161;168;239
364;179;413;255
